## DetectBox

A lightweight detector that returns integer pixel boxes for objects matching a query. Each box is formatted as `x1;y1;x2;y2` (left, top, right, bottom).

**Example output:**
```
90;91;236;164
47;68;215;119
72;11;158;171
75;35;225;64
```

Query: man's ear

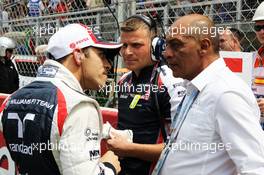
73;50;82;66
199;38;210;55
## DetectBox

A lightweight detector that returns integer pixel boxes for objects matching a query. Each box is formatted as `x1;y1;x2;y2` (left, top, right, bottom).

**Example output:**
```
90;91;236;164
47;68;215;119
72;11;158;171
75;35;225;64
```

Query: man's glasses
254;25;264;32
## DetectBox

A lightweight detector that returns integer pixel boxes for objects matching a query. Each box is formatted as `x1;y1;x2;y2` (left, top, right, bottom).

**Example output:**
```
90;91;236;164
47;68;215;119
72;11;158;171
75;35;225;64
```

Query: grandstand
0;0;262;106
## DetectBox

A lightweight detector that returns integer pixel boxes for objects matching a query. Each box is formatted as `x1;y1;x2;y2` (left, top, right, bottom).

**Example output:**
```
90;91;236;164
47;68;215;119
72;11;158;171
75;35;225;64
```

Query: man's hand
107;132;132;157
101;151;121;174
107;132;164;161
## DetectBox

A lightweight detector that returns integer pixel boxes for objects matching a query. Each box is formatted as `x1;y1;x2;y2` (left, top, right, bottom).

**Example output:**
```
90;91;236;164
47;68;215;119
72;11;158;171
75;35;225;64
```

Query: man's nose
163;47;173;61
123;46;133;56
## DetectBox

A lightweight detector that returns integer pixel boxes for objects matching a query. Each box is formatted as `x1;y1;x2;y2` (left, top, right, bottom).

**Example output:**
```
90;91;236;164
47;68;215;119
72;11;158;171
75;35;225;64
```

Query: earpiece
127;14;166;62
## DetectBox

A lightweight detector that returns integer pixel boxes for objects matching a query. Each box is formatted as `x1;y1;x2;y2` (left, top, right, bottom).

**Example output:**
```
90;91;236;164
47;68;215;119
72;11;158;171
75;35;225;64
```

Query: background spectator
68;0;86;11
219;27;243;52
27;0;45;17
87;0;104;9
56;1;68;19
213;2;235;23
46;0;59;14
0;8;9;33
251;1;264;130
176;0;197;16
0;36;19;94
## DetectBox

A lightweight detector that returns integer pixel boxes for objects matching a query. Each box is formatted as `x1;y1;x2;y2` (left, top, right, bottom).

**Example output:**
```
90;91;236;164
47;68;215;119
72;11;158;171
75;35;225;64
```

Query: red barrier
0;93;118;174
0;94;8;106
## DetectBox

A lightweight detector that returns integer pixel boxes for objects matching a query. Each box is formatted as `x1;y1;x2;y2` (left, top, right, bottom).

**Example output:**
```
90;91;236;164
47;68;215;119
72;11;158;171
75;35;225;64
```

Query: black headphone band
126;14;157;33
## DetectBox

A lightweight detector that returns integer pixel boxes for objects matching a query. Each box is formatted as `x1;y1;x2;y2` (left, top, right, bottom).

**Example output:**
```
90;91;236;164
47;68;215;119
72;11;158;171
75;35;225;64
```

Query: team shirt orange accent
253;46;264;95
254;46;264;68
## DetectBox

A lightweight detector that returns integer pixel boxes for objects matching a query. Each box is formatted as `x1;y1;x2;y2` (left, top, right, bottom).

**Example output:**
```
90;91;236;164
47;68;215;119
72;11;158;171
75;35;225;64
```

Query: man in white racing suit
0;23;122;175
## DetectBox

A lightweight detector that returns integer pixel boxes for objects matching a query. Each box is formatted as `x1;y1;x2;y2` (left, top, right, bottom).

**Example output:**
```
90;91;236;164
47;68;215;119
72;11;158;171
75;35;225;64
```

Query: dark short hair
229;28;244;42
6;49;14;54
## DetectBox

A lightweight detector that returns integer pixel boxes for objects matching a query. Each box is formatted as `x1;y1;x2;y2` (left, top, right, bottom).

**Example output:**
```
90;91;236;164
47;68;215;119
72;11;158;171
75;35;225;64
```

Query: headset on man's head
126;14;166;62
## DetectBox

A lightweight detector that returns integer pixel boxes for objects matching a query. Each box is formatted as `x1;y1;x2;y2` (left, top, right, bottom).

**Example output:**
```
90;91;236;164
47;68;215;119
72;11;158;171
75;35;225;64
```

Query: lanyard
126;63;159;100
168;89;199;147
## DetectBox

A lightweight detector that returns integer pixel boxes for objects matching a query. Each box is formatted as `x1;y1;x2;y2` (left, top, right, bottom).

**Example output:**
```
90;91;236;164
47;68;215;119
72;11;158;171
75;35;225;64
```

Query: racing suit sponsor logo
37;65;59;78
85;128;99;141
9;99;54;110
9;143;33;156
89;150;100;160
84;128;91;137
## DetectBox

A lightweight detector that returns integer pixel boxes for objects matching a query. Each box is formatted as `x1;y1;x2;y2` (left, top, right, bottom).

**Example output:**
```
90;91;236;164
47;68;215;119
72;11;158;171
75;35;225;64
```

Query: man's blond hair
121;17;156;38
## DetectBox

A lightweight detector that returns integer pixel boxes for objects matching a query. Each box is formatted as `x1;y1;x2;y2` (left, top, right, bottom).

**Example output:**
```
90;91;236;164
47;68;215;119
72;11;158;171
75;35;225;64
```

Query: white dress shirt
160;58;264;175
